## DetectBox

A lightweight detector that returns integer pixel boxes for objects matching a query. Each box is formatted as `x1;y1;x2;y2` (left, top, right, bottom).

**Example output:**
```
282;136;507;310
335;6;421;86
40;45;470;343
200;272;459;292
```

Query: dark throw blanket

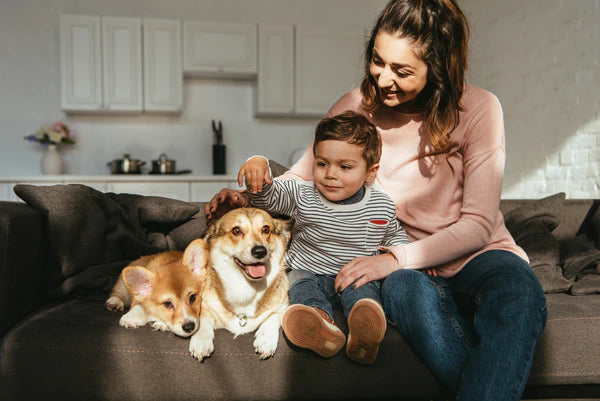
14;184;201;298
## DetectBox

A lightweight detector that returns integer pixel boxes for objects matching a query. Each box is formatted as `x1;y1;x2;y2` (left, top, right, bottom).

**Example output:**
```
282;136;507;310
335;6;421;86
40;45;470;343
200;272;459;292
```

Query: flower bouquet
24;122;76;145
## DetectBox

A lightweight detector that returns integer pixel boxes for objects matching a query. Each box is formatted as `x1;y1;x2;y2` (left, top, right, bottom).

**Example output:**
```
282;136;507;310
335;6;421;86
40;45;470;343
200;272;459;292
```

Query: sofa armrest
0;201;47;336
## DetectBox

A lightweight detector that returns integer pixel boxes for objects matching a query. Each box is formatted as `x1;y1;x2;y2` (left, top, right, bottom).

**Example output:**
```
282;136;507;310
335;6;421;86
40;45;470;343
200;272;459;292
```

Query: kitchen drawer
190;181;238;202
108;182;190;202
0;183;17;202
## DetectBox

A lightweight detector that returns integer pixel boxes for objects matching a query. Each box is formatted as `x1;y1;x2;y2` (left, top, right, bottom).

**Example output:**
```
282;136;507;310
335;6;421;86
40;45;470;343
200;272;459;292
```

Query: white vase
41;144;63;175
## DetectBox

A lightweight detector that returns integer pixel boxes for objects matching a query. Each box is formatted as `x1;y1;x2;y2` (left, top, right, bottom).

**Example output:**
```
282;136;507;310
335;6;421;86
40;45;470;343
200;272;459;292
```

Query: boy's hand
238;156;272;193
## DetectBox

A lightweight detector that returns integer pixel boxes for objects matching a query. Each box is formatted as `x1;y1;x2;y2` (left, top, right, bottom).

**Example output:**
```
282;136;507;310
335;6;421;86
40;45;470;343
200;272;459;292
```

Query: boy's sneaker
346;298;387;365
282;304;346;358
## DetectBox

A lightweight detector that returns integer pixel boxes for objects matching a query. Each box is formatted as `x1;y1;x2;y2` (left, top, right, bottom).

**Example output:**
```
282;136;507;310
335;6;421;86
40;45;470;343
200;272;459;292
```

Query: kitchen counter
0;175;240;203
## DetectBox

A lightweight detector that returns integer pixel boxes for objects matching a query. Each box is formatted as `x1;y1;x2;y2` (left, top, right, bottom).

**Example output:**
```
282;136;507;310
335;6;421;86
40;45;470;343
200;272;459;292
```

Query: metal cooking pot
151;153;176;174
107;154;145;174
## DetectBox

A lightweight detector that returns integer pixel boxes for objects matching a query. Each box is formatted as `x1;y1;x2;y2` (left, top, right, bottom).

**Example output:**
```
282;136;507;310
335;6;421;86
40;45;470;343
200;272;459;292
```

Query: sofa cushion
570;264;600;295
0;299;447;401
269;159;290;177
528;293;600;386
503;193;565;232
560;234;600;280
503;193;572;293
13;184;200;298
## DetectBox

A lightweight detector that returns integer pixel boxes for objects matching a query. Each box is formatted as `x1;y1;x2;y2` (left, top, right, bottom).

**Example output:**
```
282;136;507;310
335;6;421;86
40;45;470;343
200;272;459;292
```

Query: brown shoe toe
346;299;387;365
282;304;346;358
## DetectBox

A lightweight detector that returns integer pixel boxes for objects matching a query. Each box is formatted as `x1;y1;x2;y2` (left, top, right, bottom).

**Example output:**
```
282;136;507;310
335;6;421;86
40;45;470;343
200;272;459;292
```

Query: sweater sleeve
247;179;299;217
382;219;410;247
389;93;506;275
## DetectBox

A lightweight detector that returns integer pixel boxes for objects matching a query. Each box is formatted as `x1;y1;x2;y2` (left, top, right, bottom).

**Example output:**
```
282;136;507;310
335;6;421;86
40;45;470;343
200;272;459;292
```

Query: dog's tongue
246;264;266;279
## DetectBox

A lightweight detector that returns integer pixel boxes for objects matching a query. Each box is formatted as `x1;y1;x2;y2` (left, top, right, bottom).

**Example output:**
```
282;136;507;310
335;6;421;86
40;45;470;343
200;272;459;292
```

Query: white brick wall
463;0;600;199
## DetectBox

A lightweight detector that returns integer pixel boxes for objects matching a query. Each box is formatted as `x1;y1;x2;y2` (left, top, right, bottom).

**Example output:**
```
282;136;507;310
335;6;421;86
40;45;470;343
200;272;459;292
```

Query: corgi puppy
105;239;207;338
188;207;291;360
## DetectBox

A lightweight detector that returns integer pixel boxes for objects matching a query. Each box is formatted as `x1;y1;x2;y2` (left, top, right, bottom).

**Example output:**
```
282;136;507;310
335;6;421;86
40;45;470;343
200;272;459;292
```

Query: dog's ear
273;217;293;239
183;238;208;276
203;220;219;242
122;266;156;300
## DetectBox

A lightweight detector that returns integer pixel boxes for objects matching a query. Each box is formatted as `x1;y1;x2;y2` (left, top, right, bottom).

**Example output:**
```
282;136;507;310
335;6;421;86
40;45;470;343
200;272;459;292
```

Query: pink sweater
282;84;528;278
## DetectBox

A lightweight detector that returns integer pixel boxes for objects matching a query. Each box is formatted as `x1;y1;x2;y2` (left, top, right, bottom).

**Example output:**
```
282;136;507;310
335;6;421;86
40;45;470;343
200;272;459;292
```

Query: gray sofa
1;182;600;400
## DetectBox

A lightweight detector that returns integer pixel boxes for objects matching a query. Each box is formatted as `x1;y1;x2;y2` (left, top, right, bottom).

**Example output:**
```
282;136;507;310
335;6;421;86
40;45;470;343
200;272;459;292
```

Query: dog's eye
163;300;174;309
189;294;197;304
231;226;243;236
262;225;270;235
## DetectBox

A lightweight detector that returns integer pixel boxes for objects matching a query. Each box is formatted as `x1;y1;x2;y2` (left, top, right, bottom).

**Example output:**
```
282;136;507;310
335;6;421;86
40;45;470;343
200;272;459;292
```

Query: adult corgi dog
189;207;291;361
105;239;207;338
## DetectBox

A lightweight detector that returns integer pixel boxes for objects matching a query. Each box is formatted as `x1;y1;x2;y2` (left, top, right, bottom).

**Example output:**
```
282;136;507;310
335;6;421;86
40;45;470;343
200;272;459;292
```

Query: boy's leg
283;270;346;358
339;281;387;365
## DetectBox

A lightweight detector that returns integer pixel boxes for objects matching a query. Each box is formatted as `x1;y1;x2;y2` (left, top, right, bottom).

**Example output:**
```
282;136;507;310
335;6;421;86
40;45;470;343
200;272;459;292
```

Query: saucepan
151;153;192;174
107;154;146;174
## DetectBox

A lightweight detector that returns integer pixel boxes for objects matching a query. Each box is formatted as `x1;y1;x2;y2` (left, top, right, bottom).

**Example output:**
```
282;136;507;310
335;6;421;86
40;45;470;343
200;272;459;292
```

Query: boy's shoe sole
346;298;387;365
282;304;346;358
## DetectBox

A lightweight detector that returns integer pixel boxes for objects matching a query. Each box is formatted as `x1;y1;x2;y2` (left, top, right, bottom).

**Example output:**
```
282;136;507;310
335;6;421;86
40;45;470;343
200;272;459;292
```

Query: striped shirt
248;179;409;275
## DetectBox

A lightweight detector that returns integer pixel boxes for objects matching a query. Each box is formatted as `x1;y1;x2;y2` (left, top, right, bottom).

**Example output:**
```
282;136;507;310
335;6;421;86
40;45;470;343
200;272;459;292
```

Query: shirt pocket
364;219;389;252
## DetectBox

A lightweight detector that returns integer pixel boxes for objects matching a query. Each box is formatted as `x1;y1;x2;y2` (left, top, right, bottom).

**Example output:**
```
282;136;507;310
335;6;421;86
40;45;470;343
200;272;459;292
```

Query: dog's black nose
252;245;267;259
182;321;196;333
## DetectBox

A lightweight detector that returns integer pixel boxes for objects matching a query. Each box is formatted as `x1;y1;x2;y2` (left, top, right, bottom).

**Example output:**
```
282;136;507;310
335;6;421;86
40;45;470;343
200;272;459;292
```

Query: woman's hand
334;252;399;292
238;157;271;193
424;268;439;277
204;188;249;222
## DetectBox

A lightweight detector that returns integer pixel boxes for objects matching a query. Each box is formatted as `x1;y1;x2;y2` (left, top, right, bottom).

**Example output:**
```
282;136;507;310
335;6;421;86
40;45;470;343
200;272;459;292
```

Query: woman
205;0;547;399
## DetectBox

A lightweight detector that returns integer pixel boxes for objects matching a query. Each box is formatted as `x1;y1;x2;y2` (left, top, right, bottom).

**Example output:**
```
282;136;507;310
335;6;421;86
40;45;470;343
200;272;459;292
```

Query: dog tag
237;314;247;327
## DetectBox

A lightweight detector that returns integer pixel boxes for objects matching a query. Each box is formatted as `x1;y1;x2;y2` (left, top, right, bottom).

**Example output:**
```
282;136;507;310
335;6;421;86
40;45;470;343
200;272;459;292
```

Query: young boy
239;110;409;365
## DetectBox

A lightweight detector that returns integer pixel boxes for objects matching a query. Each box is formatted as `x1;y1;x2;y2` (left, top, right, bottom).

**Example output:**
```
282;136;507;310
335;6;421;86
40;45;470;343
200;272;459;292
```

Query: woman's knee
477;262;547;334
500;262;547;310
382;270;443;314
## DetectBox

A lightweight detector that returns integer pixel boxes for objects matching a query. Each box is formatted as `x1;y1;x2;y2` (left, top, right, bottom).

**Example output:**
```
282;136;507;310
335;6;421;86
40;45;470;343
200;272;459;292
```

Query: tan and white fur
189;207;291;360
105;239;207;338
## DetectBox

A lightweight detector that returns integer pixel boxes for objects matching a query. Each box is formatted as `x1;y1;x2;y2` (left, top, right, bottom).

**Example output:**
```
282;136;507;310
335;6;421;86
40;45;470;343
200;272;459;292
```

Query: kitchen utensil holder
213;143;226;175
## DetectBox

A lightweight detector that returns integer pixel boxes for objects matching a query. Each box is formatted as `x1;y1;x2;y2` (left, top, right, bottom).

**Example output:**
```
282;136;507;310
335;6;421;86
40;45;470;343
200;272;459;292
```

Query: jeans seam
511;303;547;399
430;279;473;351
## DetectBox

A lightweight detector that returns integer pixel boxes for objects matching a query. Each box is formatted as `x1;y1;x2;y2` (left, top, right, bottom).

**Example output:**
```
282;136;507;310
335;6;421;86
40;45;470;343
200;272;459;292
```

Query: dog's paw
253;331;279;360
150;321;169;332
105;296;124;312
119;314;145;329
189;335;214;361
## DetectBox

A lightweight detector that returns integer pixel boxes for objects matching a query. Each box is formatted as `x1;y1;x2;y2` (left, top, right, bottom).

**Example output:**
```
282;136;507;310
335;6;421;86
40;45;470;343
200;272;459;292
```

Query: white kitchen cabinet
60;15;103;111
255;25;365;117
294;26;365;116
143;19;183;112
255;25;295;116
60;15;182;113
102;17;143;112
183;21;257;78
0;183;17;202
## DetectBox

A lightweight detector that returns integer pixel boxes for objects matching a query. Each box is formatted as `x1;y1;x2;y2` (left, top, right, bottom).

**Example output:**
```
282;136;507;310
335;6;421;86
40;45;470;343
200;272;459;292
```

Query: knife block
212;143;226;175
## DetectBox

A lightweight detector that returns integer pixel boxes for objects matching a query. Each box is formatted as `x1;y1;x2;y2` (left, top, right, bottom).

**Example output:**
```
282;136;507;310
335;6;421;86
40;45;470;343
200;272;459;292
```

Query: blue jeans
288;269;382;322
382;250;547;401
